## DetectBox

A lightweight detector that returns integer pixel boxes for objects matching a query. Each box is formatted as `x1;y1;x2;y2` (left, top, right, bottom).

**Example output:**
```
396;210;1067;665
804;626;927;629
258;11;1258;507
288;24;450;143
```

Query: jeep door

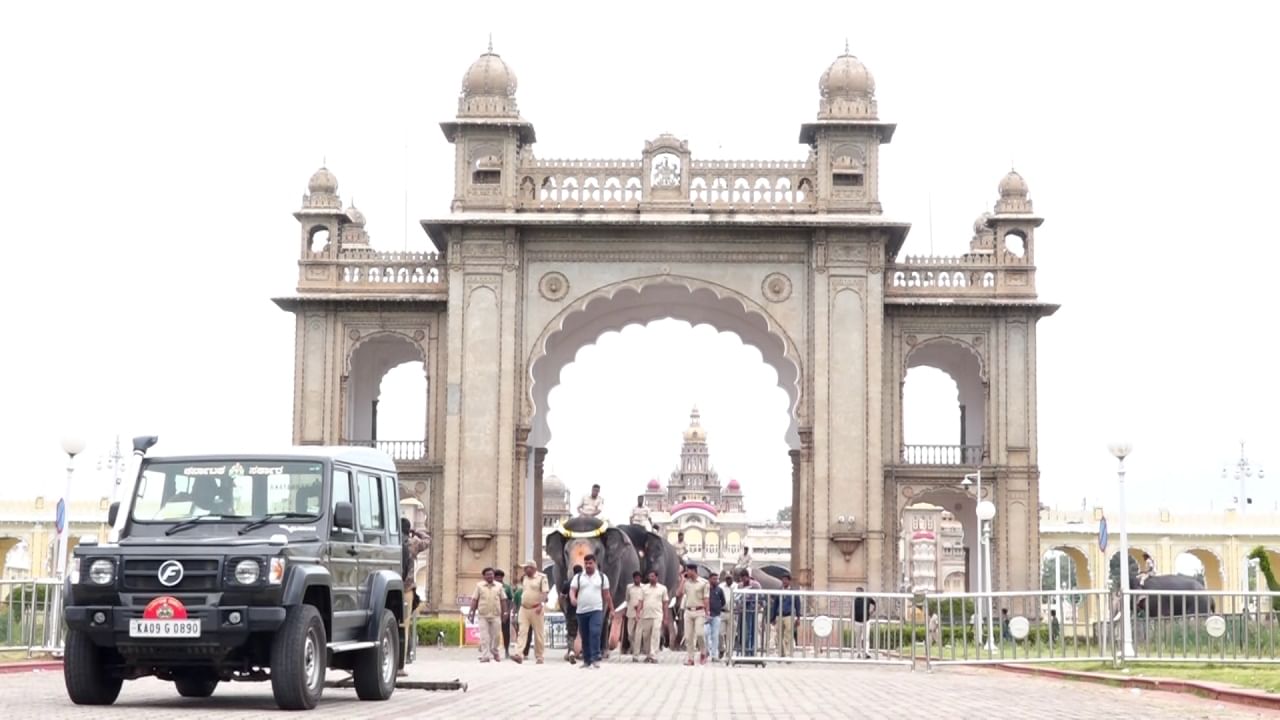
353;470;392;614
328;466;362;641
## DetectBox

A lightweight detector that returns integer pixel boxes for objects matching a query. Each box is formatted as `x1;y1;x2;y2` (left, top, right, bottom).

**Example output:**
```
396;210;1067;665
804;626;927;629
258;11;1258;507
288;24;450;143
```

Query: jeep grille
122;558;221;591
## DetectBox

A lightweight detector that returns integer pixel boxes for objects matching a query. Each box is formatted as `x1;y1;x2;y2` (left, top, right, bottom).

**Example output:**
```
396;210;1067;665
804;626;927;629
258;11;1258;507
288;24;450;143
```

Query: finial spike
322;155;327;167
488;33;493;53
844;38;849;54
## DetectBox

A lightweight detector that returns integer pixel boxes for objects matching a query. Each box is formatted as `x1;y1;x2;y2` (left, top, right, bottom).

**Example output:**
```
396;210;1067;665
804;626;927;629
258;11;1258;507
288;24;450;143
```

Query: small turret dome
683;406;707;442
308;167;338;194
973;212;992;235
463;50;517;99
998;169;1029;197
820;53;875;99
345;205;366;227
646;478;661;491
727;479;741;491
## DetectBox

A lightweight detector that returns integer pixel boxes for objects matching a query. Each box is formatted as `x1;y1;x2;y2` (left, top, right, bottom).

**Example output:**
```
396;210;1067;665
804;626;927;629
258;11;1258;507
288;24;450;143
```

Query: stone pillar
534;448;547;564
514;426;530;568
790;448;801;582
794;428;815;588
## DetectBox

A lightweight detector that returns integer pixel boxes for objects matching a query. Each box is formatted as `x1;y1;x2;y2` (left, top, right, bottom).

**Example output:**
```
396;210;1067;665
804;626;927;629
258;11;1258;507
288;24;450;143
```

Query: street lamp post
51;434;86;650
977;500;997;652
1108;441;1135;659
961;471;985;645
1223;441;1264;516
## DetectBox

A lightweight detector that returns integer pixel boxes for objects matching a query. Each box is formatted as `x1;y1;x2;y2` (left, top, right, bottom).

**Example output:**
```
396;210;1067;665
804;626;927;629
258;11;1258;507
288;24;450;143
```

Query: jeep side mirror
107;502;120;526
333;501;355;531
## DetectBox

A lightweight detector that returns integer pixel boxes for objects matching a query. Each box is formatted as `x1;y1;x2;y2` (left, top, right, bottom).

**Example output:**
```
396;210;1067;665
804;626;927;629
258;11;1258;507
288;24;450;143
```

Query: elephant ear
643;534;666;570
546;530;567;585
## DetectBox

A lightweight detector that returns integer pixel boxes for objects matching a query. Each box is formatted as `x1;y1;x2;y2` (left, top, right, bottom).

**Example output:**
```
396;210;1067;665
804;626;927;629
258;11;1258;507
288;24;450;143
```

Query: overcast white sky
2;2;1277;525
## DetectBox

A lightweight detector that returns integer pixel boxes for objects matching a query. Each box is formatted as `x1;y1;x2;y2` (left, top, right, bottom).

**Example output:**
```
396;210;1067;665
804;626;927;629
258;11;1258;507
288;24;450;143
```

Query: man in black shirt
852;587;876;659
706;573;727;660
769;573;802;657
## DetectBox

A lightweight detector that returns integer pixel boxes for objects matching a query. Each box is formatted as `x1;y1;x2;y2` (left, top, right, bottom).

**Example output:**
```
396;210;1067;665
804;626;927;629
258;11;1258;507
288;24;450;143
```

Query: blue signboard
1098;516;1108;553
55;498;66;534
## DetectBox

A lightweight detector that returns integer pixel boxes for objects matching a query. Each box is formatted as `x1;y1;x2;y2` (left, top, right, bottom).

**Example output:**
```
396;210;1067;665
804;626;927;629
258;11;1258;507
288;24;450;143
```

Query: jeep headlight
234;559;260;585
268;557;286;585
88;559;115;585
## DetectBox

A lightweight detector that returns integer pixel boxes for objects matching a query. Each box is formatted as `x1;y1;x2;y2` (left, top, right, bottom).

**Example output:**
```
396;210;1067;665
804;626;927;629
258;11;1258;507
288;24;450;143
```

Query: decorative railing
517;159;644;210
886;253;1035;298
512;158;816;212
343;439;428;461
900;444;984;466
298;249;446;295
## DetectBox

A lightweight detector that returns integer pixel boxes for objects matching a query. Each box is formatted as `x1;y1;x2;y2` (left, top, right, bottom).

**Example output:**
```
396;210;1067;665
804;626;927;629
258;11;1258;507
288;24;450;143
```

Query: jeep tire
173;671;219;698
353;609;398;701
64;628;123;705
270;604;327;710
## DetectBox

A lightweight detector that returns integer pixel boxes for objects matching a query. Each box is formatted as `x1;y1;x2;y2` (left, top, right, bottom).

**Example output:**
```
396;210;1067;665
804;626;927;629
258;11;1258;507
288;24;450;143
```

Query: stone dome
544;474;565;494
726;479;741;492
646;478;661;491
998;169;1029;197
820;52;876;99
683;406;706;442
345;205;366;227
462;50;517;99
972;212;992;235
308;167;338;194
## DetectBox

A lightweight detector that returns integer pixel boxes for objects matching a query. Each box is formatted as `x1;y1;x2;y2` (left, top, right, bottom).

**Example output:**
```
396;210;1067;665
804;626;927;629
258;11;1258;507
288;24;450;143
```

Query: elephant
1131;573;1215;617
618;524;682;650
546;517;642;657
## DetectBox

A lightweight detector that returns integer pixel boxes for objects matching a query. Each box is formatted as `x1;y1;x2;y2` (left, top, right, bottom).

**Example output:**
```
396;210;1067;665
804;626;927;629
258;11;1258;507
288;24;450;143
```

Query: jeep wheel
353;609;398;701
173;672;219;698
64;628;123;705
270;604;327;710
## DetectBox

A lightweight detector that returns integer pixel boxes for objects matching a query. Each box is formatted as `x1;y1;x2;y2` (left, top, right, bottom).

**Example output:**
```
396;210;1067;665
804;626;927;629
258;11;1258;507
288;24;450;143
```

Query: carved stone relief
761;272;792;303
538;272;570;301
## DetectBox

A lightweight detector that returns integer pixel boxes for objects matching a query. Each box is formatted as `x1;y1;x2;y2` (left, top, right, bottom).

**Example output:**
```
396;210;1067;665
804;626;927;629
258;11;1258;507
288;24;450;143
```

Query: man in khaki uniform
468;567;505;662
624;571;645;662
677;563;710;665
512;560;549;664
577;484;604;518
637;569;669;663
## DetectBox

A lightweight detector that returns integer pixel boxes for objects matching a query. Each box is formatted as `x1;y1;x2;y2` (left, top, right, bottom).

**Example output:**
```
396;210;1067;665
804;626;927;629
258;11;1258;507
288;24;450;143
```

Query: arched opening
903;339;985;465
1003;230;1026;258
899;488;973;593
308;226;330;253
0;537;24;579
1174;548;1223;591
1043;546;1090;591
1108;546;1150;588
344;333;427;460
528;279;801;574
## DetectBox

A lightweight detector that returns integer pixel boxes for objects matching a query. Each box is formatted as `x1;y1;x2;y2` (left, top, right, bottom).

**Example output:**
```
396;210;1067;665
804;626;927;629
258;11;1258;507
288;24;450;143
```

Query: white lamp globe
61;435;87;457
976;500;996;521
1108;442;1132;461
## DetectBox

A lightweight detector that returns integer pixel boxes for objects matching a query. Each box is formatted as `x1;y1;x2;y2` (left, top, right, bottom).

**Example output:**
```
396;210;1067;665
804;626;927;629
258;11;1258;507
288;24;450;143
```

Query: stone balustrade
886;251;1036;298
298;249;446;295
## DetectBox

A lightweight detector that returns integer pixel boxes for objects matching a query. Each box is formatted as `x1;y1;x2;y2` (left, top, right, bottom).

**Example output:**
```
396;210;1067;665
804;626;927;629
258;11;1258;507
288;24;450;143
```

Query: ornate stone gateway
275;47;1056;610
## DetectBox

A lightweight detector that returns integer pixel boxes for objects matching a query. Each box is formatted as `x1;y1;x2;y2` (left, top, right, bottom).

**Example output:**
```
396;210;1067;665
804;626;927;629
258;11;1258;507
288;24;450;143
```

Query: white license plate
128;619;202;638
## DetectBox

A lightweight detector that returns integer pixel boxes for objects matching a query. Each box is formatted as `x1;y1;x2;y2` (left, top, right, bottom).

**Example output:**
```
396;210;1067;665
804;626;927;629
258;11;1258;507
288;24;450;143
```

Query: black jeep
63;437;407;710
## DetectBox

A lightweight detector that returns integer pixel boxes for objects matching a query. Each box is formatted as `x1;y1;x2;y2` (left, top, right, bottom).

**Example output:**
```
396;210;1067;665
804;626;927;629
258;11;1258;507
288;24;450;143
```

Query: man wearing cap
512;560;550;664
676;563;711;665
624;571;645;661
637;569;669;663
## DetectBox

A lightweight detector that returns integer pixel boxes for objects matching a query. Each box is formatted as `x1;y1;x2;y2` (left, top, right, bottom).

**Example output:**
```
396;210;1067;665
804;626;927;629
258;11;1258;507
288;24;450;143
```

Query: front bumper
66;603;286;656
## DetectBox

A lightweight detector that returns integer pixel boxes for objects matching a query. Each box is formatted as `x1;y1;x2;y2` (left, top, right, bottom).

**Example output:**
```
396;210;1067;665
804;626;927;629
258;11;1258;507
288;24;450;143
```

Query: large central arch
525;276;804;448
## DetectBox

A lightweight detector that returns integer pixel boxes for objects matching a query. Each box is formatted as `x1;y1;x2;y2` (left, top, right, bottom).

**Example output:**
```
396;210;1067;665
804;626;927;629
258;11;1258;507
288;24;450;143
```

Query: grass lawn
1041;661;1280;694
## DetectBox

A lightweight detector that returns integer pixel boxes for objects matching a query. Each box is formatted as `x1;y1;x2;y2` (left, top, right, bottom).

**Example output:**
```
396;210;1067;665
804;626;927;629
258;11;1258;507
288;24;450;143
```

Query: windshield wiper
164;515;249;536
239;512;318;535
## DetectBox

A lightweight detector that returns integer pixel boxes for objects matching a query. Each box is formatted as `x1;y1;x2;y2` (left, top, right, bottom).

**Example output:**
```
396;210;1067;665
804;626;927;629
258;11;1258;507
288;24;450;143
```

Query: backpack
401;540;413;580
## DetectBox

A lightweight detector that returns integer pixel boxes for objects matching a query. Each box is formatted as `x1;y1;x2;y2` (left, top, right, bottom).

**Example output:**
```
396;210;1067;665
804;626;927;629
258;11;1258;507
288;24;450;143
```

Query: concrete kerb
0;660;62;675
994;663;1280;713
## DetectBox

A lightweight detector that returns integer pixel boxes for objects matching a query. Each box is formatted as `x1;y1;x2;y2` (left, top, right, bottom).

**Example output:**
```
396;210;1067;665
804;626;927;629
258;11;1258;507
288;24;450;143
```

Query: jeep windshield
131;459;324;528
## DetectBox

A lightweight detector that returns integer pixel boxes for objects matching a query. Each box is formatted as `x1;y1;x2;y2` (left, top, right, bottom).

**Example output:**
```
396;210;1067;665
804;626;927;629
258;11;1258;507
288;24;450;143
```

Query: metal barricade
0;578;64;656
924;588;1112;666
726;588;919;666
1121;588;1280;664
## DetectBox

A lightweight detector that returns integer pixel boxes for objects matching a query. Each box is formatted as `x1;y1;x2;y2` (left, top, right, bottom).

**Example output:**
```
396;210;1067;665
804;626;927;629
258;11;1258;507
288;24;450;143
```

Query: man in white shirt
578;484;604;519
568;554;612;668
629;496;651;529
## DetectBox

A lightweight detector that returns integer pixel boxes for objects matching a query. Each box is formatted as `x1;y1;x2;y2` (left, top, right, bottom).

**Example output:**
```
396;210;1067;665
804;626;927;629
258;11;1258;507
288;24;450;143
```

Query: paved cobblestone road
2;649;1276;719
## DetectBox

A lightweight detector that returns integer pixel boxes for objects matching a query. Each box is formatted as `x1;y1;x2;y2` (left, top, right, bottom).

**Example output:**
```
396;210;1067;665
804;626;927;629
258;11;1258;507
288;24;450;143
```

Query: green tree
1109;552;1140;589
776;505;791;522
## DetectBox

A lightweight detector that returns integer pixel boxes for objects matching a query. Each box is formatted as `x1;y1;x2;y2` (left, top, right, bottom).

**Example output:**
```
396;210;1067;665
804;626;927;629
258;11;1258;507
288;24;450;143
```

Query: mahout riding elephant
1132;573;1215;616
546;517;642;657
